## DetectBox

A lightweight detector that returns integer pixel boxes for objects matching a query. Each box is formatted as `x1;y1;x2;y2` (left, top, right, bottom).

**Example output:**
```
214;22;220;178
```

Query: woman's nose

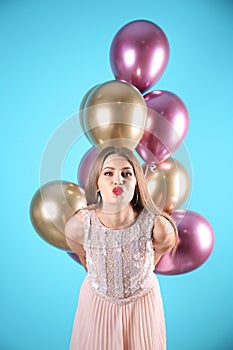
114;174;123;185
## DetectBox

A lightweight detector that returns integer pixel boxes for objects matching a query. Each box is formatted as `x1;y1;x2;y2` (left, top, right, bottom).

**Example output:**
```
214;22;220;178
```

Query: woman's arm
152;215;176;266
65;212;87;271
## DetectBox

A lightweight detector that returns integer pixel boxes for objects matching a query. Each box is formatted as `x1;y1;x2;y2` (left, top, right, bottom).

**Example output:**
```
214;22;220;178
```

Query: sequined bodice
81;209;156;304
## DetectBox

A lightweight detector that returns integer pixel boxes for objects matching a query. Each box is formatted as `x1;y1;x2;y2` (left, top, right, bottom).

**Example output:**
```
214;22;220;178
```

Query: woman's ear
96;190;102;204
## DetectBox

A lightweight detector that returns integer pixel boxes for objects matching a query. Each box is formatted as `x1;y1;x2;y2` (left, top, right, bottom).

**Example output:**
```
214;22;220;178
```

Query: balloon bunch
30;20;214;275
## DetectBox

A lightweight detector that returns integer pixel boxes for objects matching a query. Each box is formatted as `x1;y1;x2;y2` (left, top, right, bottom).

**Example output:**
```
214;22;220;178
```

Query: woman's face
97;154;137;208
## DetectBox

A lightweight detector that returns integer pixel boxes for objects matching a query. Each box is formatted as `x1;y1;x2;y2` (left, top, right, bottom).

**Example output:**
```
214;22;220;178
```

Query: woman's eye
104;171;113;176
122;172;133;178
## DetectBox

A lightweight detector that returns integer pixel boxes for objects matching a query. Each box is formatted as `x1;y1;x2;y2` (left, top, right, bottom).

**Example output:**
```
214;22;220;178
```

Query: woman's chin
101;198;132;211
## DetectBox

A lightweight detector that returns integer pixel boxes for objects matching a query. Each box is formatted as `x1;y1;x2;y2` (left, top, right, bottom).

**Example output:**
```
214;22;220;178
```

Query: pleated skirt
69;274;166;350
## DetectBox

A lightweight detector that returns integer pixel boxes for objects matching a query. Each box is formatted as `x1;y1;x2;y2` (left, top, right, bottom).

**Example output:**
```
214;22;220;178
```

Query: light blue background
1;0;233;349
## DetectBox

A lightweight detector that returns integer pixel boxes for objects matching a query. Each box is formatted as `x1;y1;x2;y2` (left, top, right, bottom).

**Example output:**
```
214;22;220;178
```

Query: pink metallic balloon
110;20;170;93
136;90;189;164
155;210;214;275
77;146;100;188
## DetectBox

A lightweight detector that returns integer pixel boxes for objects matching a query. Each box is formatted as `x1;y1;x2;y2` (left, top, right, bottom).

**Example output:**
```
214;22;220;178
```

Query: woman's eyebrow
102;166;115;170
102;166;133;170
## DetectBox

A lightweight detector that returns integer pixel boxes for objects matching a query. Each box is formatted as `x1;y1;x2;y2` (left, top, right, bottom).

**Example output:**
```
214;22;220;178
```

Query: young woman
65;146;178;350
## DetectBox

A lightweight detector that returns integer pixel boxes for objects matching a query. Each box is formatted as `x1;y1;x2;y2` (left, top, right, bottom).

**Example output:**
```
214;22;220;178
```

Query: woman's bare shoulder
65;210;85;244
152;215;175;251
65;211;88;270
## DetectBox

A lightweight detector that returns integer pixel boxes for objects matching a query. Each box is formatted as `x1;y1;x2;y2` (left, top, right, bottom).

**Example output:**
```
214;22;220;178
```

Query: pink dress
70;209;166;350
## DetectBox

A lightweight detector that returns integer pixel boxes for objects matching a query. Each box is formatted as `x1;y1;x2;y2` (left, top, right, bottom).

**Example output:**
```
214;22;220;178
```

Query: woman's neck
96;204;138;230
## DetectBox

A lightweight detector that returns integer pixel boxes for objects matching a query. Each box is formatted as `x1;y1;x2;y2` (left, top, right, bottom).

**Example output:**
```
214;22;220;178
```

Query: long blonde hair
84;146;178;254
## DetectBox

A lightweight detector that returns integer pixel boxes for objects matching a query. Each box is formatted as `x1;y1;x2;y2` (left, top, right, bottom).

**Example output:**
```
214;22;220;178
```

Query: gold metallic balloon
83;80;147;150
79;85;99;132
30;181;87;250
144;158;190;213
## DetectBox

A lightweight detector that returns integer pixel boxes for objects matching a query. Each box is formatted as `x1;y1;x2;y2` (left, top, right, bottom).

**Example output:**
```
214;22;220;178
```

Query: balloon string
144;164;149;177
144;164;156;177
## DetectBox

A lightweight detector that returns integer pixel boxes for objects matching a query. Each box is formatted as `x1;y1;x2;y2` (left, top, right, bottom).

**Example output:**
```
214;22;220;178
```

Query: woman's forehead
102;154;132;168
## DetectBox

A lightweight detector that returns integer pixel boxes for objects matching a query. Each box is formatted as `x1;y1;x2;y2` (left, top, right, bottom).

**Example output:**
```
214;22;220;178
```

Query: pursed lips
112;186;124;195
